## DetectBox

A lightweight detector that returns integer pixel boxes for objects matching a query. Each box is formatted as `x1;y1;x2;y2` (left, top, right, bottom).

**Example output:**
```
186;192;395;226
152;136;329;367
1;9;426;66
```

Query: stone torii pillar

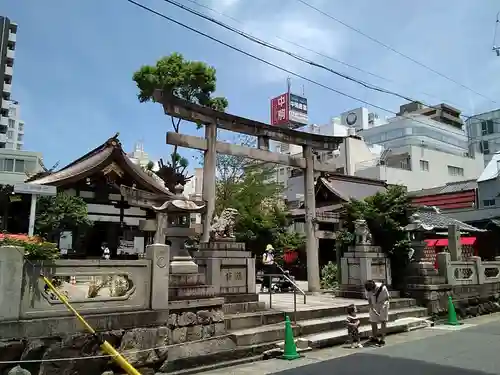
303;145;320;292
201;122;217;243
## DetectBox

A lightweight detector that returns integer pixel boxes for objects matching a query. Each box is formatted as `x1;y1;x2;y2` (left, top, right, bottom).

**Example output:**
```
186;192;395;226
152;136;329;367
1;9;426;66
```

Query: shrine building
27;134;172;258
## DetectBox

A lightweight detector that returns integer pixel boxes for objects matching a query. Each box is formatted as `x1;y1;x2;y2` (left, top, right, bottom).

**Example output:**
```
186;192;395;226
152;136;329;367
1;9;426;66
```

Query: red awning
432;237;476;247
424;239;437;246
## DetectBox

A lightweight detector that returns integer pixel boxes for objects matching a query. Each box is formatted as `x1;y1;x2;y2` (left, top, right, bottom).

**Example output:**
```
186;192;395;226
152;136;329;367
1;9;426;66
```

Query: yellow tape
42;276;142;375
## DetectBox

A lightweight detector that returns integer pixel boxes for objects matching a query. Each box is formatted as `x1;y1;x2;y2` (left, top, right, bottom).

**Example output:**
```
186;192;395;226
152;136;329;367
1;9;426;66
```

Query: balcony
1;100;9;110
4;66;13;77
0;133;7;143
8;32;16;43
0;117;8;127
2;83;11;94
6;49;15;60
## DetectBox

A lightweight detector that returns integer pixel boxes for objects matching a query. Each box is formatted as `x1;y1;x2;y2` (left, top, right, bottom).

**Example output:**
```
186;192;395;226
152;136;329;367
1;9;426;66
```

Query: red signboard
270;93;289;126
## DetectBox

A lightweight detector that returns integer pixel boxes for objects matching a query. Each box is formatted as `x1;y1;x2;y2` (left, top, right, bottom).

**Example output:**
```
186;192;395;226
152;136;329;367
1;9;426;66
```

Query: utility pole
492;11;500;56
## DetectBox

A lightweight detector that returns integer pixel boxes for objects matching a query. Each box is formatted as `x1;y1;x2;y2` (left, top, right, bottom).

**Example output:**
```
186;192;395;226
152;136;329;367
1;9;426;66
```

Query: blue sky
4;0;500;170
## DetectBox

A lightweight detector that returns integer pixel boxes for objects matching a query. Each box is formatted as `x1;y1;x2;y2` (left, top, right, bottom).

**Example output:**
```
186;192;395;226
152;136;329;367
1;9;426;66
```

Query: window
14;159;24;173
16;144;21;150
18;123;23;132
4;158;13;172
481;140;490;154
481;119;494;135
17;134;23;142
5;142;13;149
483;199;496;207
448;165;464;176
8;119;14;129
7;130;13;139
419;160;429;171
8;108;16;117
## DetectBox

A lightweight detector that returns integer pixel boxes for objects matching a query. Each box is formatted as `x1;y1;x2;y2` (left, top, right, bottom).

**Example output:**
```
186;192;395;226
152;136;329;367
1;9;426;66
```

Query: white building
5;101;24;150
466;108;500;166
0;148;44;185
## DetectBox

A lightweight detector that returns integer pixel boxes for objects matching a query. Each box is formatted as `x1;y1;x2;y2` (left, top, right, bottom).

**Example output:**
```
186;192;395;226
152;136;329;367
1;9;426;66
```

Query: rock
38;336;108;375
137;368;155;375
101;371;114;375
171;327;187;344
168;314;177;328
119;327;169;367
0;341;25;373
186;326;203;341
177;312;197;327
197;310;212;325
211;309;224;323
20;339;56;375
7;365;31;375
202;324;215;338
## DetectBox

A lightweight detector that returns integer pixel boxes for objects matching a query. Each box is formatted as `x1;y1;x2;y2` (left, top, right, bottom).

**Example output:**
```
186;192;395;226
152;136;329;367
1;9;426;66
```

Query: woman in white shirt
260;244;275;292
365;279;390;346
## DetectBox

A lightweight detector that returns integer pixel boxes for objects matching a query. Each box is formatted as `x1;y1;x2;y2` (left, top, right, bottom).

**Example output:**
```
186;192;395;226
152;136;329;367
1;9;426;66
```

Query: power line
161;0;498;127
296;0;498;105
126;0;499;150
160;0;417;104
185;0;464;109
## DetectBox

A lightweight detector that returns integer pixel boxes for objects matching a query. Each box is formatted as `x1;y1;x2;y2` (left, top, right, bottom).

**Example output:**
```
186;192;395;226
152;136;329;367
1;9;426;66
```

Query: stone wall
0;306;229;375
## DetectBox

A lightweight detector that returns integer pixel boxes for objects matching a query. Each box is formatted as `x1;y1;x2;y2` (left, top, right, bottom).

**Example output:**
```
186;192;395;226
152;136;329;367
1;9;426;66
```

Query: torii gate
152;90;344;292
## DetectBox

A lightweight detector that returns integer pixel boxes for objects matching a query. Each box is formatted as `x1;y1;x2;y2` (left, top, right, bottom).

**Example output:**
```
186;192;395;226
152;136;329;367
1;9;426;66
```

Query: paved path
258;291;364;312
198;313;500;375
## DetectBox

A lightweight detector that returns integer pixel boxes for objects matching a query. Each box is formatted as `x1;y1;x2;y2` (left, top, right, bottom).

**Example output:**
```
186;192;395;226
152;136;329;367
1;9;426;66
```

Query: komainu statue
354;219;372;245
210;208;239;240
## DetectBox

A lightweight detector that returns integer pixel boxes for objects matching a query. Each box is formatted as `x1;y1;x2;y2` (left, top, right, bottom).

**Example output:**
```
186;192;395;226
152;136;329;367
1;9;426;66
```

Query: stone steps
224;298;417;331
297;316;431;349
228;305;428;346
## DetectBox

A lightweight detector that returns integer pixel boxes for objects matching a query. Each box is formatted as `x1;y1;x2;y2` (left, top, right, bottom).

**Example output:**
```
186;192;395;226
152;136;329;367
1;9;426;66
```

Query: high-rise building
0;17;16;122
0;17;18;150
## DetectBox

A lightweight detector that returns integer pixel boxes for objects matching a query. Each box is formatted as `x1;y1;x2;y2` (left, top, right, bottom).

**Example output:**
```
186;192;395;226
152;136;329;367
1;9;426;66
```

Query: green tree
35;193;92;241
133;53;228;188
339;185;414;285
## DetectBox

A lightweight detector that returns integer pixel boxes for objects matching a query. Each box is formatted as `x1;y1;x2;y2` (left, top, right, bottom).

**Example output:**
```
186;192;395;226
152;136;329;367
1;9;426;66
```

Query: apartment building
0;17;17;147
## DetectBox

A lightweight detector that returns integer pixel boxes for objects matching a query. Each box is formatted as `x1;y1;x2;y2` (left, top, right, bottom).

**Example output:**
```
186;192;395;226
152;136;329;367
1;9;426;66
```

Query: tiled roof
409;179;477;197
416;207;485;232
28;135;174;196
320;176;387;201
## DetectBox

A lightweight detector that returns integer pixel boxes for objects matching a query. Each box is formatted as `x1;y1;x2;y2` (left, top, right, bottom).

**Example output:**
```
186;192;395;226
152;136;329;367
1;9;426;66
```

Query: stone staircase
168;297;429;374
225;298;427;349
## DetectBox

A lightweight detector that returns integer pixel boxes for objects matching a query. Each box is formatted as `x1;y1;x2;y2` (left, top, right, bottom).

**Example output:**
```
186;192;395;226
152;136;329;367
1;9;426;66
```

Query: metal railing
264;272;307;323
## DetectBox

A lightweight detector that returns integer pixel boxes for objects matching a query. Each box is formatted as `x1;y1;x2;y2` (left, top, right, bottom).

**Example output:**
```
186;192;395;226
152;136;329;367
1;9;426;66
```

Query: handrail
264;271;307;324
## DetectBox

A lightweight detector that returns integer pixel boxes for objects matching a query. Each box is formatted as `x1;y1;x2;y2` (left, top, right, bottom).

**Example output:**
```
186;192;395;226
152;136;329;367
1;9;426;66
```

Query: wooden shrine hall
27;134;172;258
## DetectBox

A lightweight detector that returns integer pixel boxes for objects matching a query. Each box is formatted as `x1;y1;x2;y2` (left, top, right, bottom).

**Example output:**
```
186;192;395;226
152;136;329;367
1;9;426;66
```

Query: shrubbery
321;261;338;290
0;233;60;260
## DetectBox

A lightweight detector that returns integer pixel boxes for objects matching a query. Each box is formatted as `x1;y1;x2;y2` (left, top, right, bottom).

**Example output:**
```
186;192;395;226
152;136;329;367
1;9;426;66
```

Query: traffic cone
282;315;300;360
446;296;460;326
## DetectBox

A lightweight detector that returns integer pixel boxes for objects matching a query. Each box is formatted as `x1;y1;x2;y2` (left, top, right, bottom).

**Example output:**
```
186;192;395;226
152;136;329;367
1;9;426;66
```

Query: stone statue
210;208;239;240
354;219;372;245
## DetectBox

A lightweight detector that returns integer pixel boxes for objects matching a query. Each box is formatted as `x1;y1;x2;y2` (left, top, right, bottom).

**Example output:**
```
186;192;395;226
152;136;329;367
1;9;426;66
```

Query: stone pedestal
338;243;392;299
194;240;258;303
146;243;170;311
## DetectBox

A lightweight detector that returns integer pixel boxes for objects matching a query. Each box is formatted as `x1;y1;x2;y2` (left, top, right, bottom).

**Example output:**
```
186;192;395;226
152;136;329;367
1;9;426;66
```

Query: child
346;304;363;348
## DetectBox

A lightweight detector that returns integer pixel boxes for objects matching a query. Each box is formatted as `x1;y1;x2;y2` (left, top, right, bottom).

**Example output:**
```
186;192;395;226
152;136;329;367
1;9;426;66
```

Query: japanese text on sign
270;93;289;126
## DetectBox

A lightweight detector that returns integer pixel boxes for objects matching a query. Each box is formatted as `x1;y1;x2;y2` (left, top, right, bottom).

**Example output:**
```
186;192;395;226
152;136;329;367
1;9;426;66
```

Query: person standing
101;243;111;260
364;279;390;346
260;244;275;292
346;304;363;348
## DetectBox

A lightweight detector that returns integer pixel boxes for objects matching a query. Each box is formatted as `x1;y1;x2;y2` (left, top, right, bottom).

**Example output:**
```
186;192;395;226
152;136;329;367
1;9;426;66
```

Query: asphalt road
274;322;500;375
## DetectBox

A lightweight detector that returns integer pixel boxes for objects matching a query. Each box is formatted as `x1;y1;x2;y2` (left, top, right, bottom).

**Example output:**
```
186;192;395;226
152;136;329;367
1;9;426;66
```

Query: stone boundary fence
437;252;500;286
0;244;170;322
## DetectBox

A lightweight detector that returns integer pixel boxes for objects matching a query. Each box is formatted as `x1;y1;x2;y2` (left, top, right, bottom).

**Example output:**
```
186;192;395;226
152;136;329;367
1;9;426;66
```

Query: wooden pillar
303;145;320;292
201;122;217;243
